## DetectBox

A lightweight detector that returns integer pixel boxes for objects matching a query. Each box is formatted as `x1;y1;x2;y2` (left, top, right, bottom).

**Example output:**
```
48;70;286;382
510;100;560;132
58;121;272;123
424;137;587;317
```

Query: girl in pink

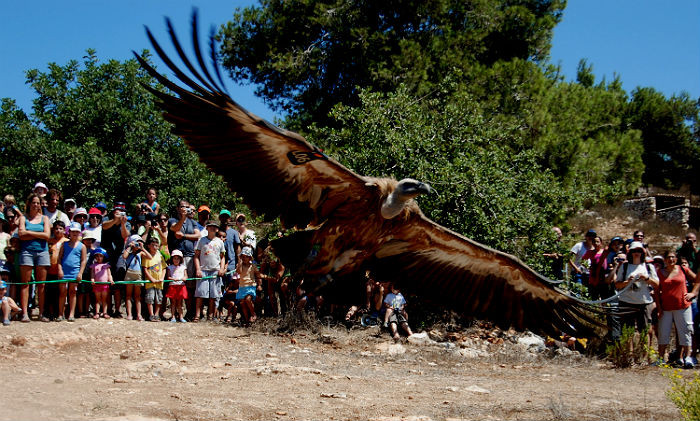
165;250;188;323
90;248;114;319
657;249;698;368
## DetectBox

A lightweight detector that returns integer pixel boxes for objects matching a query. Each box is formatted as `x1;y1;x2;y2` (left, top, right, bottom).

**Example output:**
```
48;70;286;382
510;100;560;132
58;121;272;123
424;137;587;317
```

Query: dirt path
0;318;680;420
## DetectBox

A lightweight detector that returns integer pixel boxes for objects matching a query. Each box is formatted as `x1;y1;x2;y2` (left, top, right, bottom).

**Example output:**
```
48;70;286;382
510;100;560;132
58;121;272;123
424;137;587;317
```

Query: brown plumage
134;12;605;337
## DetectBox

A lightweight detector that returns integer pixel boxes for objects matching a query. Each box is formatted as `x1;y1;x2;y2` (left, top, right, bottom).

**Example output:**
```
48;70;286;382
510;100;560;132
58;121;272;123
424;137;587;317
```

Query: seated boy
1;266;21;325
383;283;413;341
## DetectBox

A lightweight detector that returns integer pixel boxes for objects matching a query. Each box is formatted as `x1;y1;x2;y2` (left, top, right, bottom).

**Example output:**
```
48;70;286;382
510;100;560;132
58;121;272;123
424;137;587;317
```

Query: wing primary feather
163;16;218;94
208;26;229;93
190;11;227;94
145;25;211;98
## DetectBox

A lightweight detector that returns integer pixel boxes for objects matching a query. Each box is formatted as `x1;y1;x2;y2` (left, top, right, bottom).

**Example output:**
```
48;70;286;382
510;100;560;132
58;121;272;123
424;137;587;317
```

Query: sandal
93;314;100;319
192;317;199;323
41;316;51;322
102;313;111;319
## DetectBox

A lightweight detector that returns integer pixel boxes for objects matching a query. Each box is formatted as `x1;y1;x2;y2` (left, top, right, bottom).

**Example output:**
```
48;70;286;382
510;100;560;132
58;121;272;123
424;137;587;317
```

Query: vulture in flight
134;12;606;338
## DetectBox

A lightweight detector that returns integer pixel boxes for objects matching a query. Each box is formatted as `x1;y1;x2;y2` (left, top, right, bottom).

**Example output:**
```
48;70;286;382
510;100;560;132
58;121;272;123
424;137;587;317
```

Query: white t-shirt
570;241;591;274
616;262;658;305
195;236;225;271
44;208;70;227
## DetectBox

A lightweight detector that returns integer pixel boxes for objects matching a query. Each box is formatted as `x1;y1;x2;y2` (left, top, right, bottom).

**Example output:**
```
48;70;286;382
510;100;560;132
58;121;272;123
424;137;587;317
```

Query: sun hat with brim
92;247;108;259
628;241;645;251
69;222;83;232
171;249;183;259
241;247;253;257
128;234;144;246
74;207;88;218
82;230;99;241
88;207;102;216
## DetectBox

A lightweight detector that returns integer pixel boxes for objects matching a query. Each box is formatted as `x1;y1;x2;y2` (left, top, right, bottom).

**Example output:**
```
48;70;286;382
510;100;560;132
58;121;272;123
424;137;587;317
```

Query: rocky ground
0;315;684;421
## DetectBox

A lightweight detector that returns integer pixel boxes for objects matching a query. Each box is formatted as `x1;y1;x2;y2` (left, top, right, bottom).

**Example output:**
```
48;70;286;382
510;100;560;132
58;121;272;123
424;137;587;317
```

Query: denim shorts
19;249;50;267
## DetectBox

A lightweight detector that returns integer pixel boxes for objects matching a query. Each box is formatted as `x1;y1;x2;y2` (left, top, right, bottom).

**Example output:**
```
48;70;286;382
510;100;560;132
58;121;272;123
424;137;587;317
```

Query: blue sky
1;0;698;126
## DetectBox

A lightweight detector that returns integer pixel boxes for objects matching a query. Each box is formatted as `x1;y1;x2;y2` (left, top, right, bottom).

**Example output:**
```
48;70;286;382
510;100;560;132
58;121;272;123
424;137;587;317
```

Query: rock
407;332;437;346
428;329;445;342
276;411;288;416
446;386;459;392
464;385;490;394
265;352;278;358
320;392;347;399
458;348;486;359
517;332;546;352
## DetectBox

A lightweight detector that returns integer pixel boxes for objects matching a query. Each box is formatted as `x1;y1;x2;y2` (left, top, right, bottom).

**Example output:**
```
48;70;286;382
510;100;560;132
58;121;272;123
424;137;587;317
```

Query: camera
615;257;625;263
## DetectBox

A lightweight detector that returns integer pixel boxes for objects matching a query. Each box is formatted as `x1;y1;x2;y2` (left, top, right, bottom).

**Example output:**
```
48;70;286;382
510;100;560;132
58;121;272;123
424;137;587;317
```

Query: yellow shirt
143;252;164;290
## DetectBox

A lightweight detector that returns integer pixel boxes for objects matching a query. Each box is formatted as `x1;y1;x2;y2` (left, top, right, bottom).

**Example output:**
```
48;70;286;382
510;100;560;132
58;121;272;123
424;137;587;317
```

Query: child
78;229;98;317
143;237;165;321
121;235;151;321
193;220;225;322
90;248;113;319
57;222;87;321
45;220;68;320
1;266;21;325
236;247;262;324
383;283;413;341
165;249;188;322
142;188;160;214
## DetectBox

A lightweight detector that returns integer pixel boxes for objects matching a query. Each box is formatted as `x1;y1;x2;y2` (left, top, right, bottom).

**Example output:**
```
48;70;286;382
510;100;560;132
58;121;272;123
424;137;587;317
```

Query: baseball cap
34;182;48;191
93;247;108;259
171;249;183;258
198;205;211;213
69;222;83;232
113;202;127;211
128;234;143;246
95;201;107;210
74;207;88;218
219;209;231;217
64;198;76;206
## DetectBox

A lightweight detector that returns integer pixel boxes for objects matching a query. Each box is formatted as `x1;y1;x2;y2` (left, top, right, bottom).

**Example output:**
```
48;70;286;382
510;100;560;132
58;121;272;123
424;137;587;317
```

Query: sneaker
684;356;695;369
2;319;10;326
55;316;65;322
150;315;159;322
179;318;187;323
170;317;177;323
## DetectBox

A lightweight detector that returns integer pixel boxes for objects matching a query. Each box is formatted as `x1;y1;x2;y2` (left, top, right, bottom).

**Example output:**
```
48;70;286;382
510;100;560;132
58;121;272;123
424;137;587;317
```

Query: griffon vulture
134;12;606;338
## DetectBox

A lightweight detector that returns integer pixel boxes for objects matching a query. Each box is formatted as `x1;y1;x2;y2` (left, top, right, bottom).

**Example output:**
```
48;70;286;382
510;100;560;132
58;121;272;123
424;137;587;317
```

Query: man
196;205;210;235
568;229;596;284
44;189;71;227
94;202;108;218
169;200;200;318
101;202;131;317
63;198;77;221
677;233;698;272
219;209;241;277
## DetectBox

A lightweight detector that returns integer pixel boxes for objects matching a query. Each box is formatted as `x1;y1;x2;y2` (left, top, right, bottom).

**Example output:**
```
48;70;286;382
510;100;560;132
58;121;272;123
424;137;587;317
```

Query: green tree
625;88;700;191
0;51;236;215
219;0;565;126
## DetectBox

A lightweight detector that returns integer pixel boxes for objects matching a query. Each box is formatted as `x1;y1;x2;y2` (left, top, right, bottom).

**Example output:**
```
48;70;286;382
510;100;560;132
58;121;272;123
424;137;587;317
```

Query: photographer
677;233;698;272
610;241;659;340
102;202;130;317
168;200;200;319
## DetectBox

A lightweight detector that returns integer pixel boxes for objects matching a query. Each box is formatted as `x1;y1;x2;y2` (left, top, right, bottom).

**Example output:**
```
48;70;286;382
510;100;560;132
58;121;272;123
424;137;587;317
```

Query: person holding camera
101;202;130;317
610;241;659;340
121;235;152;321
677;233;698;272
168;200;200;319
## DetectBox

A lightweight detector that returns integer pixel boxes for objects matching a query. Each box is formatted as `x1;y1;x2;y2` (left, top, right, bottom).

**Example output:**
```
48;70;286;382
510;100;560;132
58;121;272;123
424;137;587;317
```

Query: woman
18;193;51;322
582;236;613;300
657;249;698;368
4;207;19;236
610;241;659;340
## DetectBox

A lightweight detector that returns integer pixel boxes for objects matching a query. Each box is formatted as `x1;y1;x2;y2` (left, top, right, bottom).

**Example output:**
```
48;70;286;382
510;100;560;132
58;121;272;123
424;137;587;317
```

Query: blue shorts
19;249;50;267
195;271;222;299
236;285;256;300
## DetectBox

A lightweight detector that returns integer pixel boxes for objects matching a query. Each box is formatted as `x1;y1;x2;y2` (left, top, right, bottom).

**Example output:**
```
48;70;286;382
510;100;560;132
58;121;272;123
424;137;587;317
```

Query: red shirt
658;267;690;311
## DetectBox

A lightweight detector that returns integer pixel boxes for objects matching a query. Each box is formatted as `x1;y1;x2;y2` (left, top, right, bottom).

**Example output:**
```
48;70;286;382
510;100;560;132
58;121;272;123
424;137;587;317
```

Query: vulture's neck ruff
381;178;432;219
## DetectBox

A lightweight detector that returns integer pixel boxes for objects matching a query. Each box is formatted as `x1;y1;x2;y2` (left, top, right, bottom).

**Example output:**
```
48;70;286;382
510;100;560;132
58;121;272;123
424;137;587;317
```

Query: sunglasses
159;218;168;222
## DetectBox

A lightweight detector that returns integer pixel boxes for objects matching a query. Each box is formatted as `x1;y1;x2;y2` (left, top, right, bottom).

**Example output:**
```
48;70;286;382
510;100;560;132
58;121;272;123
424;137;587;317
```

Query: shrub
665;369;700;421
605;325;650;368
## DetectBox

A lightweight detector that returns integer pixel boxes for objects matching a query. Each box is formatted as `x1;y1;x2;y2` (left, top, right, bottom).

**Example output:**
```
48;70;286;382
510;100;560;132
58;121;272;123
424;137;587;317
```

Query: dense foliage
0;51;238;215
219;0;566;127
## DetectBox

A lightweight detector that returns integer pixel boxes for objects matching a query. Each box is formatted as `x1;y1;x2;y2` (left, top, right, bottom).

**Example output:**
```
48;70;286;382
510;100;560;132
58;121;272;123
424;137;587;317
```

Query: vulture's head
381;178;432;219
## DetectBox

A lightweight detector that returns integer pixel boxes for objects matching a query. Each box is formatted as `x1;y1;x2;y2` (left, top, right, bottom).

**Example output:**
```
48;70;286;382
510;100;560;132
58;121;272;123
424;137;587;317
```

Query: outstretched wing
134;11;367;228
373;214;605;337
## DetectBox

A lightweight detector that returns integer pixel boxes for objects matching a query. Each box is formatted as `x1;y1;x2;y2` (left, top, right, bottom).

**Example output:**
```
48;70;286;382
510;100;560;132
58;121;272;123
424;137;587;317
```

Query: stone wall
623;197;656;220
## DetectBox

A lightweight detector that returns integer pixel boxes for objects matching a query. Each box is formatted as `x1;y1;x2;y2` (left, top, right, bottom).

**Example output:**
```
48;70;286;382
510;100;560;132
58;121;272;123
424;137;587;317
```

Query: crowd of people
0;183;413;341
551;227;700;368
